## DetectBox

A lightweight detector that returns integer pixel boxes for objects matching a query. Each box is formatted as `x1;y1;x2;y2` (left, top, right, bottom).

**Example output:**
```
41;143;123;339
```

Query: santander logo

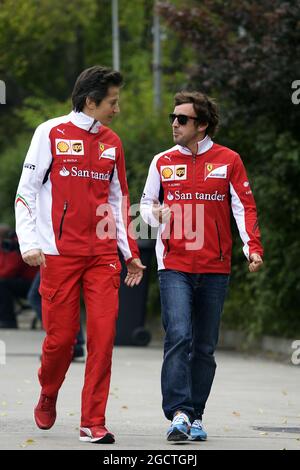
59;167;70;176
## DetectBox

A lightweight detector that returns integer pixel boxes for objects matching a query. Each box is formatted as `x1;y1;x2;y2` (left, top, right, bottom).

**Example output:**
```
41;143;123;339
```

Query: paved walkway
0;326;300;450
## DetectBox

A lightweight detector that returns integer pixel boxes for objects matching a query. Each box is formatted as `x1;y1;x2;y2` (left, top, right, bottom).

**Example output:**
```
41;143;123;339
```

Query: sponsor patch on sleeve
24;163;36;170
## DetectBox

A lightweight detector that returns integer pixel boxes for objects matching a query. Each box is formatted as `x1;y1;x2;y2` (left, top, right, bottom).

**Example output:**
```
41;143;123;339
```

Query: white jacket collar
69;111;102;134
178;135;213;155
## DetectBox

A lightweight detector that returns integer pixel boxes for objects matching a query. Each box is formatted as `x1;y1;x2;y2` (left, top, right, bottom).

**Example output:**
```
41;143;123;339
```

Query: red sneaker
34;393;57;430
79;426;115;444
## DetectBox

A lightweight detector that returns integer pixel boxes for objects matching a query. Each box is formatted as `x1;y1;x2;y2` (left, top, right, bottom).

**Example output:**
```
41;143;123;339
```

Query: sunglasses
169;113;199;125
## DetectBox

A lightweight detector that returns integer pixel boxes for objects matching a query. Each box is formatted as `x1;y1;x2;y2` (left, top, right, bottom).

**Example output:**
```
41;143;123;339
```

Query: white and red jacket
140;135;263;273
15;111;139;262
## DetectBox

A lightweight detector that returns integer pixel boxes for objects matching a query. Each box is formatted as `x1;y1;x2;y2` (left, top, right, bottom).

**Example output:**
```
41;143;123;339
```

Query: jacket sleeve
229;154;264;260
108;142;140;264
15;123;53;255
140;154;162;227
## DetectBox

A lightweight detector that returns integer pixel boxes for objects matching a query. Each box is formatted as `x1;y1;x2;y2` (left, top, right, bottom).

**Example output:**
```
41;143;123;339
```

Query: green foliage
158;0;300;138
221;122;300;338
112;86;173;203
16;97;70;130
0;0;298;337
0;133;32;225
158;0;300;337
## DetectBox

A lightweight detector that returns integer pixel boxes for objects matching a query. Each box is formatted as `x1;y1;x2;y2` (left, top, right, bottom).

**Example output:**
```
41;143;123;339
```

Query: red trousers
39;254;121;427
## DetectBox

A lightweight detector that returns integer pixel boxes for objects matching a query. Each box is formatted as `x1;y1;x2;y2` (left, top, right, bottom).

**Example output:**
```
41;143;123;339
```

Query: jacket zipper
215;220;224;261
164;218;173;258
88;135;94;255
192;153;197;271
58;201;68;240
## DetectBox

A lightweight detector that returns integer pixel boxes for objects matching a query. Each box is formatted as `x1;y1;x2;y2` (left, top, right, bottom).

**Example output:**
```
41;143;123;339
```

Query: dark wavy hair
71;65;123;112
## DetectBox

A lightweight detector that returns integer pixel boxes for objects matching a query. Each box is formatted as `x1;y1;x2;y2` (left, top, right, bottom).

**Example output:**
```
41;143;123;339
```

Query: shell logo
57;141;70;153
162;167;173;179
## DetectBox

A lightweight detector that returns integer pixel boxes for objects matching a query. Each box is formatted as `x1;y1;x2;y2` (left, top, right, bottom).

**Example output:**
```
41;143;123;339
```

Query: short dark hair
174;91;219;137
71;66;123;112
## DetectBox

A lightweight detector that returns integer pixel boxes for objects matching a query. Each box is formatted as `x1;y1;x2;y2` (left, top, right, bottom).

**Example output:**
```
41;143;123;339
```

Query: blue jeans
158;270;230;421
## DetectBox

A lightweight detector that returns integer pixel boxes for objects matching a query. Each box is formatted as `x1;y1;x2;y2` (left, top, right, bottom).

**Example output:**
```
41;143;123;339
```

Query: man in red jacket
141;91;263;442
15;66;145;443
0;224;37;328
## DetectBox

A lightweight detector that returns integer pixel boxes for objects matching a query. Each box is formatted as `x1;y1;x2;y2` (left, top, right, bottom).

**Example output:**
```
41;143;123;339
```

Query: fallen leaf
232;411;240;417
68;412;75;416
282;418;288;424
122;406;128;410
16;401;23;405
259;432;268;436
224;426;230;432
20;439;35;448
281;390;288;396
25;439;35;444
258;408;264;414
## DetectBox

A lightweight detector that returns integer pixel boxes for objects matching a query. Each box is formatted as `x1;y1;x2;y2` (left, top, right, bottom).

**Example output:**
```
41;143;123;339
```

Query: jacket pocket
39;285;58;302
58;201;68;240
215;220;224;261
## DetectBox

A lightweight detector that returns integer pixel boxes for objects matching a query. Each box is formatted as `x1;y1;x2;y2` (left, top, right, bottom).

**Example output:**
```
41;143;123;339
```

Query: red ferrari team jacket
140;135;263;273
15;111;139;263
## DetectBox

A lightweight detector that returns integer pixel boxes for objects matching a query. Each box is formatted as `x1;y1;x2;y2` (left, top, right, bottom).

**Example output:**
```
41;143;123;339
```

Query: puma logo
109;263;117;270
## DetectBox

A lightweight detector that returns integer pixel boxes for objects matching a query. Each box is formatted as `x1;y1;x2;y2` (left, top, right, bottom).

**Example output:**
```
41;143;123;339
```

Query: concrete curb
218;329;297;359
147;318;298;361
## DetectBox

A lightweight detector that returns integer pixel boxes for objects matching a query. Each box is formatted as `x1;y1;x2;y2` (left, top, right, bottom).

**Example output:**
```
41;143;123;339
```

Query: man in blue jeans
140;91;263;441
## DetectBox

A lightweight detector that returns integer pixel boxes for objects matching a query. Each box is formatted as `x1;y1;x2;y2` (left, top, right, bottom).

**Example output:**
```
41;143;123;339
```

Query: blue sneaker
167;412;191;442
189;419;207;441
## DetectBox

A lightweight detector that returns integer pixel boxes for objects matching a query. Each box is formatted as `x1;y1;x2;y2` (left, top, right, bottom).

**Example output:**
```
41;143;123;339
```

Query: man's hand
249;253;263;273
22;249;46;267
152;203;171;224
124;258;146;287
